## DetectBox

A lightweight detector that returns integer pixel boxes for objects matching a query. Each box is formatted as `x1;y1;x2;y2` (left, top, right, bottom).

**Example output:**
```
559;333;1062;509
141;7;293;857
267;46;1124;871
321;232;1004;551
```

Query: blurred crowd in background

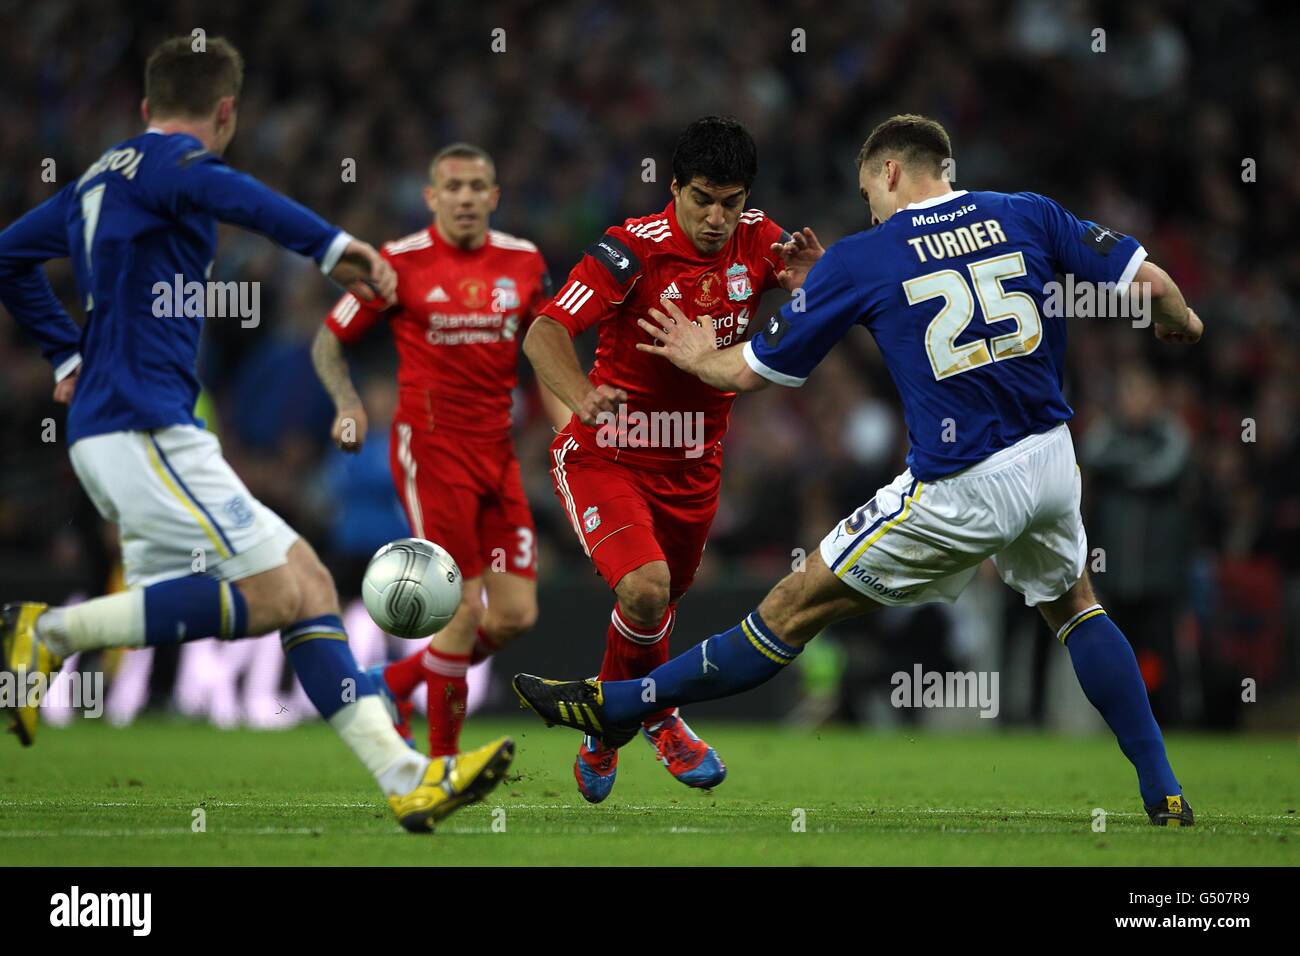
2;0;1296;729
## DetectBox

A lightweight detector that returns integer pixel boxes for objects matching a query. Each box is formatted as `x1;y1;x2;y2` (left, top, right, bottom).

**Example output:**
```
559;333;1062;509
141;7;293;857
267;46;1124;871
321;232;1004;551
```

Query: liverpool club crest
726;262;753;301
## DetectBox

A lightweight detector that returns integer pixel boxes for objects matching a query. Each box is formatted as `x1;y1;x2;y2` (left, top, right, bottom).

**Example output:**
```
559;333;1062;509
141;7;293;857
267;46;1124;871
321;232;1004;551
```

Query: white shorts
820;423;1086;608
69;424;299;587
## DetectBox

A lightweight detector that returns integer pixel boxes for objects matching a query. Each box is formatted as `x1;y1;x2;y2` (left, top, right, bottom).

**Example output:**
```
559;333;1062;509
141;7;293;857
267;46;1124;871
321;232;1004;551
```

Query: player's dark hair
671;116;758;192
857;114;952;178
144;36;244;119
429;142;497;183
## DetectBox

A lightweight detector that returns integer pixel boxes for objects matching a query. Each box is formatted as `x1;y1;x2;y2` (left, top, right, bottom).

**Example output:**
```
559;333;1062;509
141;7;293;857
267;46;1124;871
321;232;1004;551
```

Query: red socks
386;627;502;698
600;604;676;725
422;647;469;757
381;646;429;699
470;628;501;665
380;628;508;756
380;644;470;757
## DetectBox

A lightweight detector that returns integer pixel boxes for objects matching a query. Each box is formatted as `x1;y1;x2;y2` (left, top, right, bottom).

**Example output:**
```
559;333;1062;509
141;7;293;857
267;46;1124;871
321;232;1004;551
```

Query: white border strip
743;340;806;387
1115;245;1148;294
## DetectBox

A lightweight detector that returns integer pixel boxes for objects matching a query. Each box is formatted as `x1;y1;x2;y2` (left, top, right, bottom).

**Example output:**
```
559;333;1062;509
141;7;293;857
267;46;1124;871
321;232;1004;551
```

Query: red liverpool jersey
542;200;788;469
324;226;550;437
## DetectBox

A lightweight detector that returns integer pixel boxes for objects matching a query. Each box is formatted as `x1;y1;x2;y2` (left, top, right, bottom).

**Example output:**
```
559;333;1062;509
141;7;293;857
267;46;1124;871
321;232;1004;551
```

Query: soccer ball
361;537;462;638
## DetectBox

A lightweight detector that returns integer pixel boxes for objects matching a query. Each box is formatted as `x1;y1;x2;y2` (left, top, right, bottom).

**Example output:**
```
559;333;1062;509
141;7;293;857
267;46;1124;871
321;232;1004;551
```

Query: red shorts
390;422;537;581
549;430;721;602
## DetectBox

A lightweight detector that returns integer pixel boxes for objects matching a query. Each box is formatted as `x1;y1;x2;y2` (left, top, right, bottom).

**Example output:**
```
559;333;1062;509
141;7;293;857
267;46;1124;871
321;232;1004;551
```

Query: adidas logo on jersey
426;285;451;303
661;282;682;300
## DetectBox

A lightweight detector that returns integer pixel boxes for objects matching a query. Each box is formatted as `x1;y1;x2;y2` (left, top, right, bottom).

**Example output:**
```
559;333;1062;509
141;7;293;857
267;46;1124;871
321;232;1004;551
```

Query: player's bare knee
616;564;671;627
295;553;340;620
757;570;808;642
237;566;302;634
1039;572;1100;634
459;592;487;632
759;551;874;646
486;599;537;643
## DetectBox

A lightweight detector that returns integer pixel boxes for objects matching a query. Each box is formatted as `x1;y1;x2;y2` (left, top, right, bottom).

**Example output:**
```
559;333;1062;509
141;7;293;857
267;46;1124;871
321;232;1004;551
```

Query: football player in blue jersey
0;35;512;832
514;114;1203;826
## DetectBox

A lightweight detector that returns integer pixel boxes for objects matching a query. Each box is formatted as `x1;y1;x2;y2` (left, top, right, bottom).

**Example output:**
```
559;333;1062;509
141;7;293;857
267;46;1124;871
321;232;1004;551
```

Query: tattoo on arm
311;327;360;408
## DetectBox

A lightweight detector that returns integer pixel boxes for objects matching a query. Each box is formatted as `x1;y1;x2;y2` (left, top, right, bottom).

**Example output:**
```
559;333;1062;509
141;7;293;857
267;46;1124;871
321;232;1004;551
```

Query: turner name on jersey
744;189;1147;480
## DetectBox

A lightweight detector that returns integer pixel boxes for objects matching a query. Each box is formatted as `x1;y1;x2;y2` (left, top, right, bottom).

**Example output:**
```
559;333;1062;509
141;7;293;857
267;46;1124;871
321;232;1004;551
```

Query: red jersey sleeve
323;289;392;344
323;246;400;343
538;228;643;336
747;211;793;294
524;250;555;323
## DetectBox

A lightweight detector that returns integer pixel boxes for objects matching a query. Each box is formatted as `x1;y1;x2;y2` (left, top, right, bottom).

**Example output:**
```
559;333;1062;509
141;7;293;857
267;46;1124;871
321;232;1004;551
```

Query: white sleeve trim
319;230;354;276
743;339;806;387
54;353;82;382
1115;244;1147;294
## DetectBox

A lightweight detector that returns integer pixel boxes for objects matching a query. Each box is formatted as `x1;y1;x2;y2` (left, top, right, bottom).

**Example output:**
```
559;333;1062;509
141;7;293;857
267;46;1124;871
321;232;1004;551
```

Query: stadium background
1;0;1296;733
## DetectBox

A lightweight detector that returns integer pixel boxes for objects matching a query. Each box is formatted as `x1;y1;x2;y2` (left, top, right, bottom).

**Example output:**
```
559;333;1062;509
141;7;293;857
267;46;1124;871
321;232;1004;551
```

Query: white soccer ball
361;537;462;638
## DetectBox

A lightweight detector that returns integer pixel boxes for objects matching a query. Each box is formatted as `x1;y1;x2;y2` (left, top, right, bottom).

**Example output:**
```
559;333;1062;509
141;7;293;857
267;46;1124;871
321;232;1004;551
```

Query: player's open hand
331;239;398;305
575;385;628;426
638;297;717;374
1154;308;1203;345
771;227;825;291
331;404;368;452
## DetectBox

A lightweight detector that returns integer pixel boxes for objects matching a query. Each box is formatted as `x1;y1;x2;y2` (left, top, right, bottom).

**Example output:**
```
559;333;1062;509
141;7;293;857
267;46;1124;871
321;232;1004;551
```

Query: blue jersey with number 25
743;190;1146;480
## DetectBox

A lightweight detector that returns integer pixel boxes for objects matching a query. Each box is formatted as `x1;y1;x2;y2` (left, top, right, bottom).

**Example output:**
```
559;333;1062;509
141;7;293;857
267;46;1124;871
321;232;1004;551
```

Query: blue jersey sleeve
1028;192;1146;289
0;185;84;377
742;248;863;386
153;146;349;273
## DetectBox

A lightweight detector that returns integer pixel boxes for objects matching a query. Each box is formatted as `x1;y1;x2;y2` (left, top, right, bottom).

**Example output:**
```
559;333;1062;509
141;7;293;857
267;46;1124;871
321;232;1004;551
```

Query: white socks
328;695;430;796
37;592;146;658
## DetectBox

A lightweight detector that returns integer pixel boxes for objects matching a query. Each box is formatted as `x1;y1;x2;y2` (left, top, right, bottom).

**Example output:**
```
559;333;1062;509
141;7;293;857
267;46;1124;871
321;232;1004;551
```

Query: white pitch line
0;800;379;809
0;825;775;838
1;800;1294;823
0;827;327;838
0;822;1290;840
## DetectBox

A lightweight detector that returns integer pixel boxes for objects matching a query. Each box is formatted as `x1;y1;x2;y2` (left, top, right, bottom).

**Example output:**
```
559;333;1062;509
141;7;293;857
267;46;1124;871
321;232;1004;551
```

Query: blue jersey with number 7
0;129;350;443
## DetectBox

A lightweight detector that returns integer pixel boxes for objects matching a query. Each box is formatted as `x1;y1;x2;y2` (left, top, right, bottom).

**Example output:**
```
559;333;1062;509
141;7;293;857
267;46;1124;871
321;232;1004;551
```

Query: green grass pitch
1;717;1296;866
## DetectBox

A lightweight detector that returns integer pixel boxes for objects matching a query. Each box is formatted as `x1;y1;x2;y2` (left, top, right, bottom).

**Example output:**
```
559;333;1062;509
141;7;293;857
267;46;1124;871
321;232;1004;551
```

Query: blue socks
603;610;800;724
600;602;1180;810
143;575;248;644
142;580;372;721
1060;606;1181;806
281;614;375;719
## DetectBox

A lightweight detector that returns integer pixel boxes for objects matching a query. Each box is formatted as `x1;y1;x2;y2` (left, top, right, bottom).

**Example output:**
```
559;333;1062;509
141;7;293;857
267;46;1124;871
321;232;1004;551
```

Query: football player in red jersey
312;143;570;756
523;117;824;801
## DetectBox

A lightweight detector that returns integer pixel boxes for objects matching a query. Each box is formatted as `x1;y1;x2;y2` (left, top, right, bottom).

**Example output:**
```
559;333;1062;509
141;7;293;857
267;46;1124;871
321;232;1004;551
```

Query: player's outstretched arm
523;316;628;424
1134;260;1202;345
311;326;367;452
639;298;768;392
163;156;395;302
